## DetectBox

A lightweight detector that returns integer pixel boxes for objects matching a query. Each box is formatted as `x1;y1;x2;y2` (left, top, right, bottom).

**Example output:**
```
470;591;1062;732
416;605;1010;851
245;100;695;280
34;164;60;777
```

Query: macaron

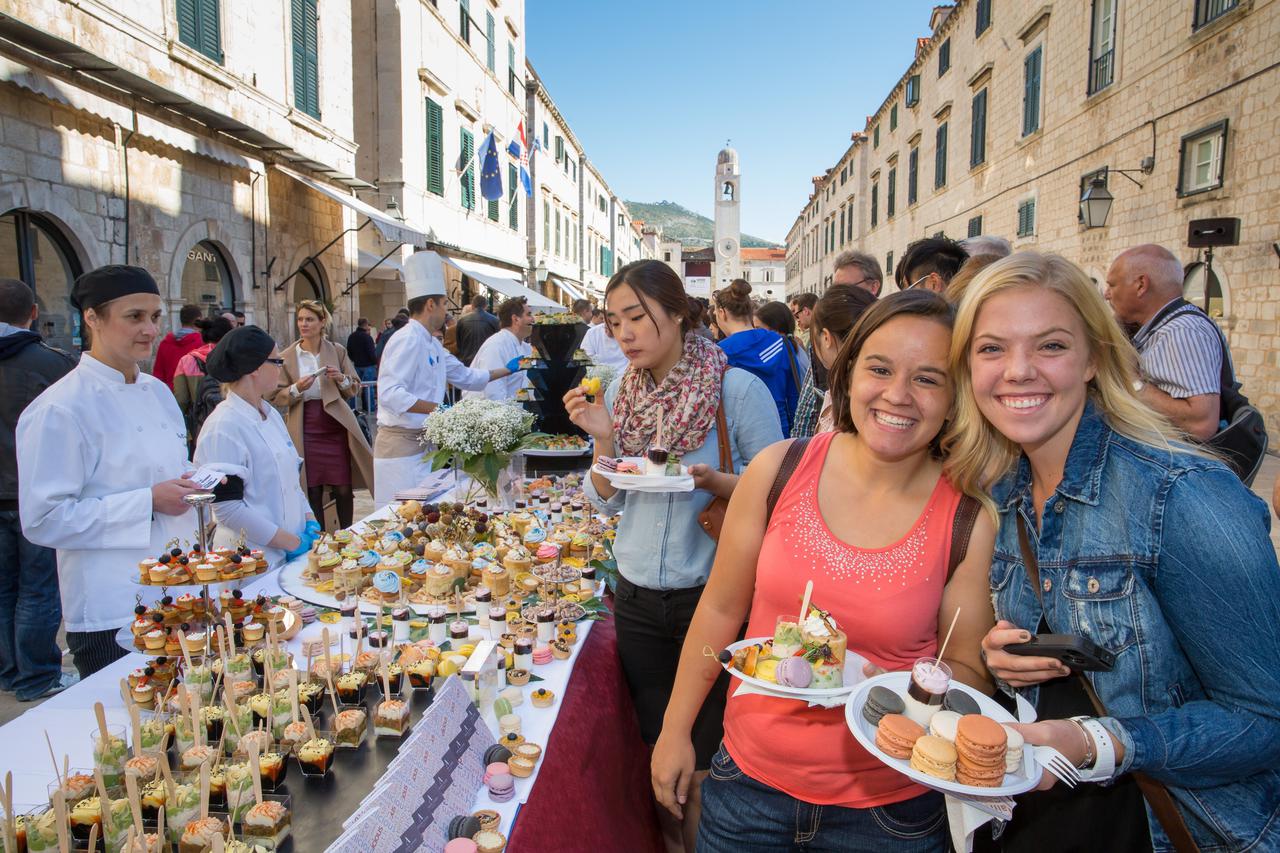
1002;725;1025;774
862;685;906;726
482;762;508;785
488;772;515;803
483;744;512;765
942;688;982;716
447;814;482;840
775;657;811;689
874;713;925;760
955;714;1008;787
928;710;962;743
909;734;958;781
444;839;478;853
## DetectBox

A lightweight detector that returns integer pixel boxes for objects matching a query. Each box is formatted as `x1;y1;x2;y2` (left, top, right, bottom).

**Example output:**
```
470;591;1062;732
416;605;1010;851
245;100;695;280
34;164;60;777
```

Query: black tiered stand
524;321;589;436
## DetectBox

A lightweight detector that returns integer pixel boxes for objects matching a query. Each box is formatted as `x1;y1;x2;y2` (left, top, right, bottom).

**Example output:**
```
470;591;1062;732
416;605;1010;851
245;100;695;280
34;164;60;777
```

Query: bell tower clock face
718;238;738;258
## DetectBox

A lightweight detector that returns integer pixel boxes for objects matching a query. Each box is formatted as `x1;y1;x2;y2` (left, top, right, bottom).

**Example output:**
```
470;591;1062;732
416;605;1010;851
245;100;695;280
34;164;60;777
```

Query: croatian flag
507;121;533;196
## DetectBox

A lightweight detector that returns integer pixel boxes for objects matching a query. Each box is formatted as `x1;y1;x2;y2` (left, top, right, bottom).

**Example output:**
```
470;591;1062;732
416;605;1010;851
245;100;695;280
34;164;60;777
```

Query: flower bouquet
420;399;547;507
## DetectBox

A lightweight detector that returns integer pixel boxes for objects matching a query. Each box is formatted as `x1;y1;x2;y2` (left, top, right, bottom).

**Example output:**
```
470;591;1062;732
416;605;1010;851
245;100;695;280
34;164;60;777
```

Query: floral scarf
611;333;727;457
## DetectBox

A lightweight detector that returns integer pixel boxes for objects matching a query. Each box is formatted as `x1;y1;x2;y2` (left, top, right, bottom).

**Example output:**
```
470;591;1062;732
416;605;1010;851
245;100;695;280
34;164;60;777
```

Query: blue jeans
0;509;63;699
698;744;947;853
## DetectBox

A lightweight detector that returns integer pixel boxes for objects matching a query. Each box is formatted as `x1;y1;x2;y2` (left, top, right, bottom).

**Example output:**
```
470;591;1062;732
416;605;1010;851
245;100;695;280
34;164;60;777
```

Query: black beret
70;265;160;311
205;326;276;382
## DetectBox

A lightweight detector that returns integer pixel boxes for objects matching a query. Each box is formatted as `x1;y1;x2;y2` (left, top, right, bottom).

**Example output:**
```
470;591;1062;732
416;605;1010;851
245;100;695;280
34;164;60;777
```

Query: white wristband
1071;716;1117;782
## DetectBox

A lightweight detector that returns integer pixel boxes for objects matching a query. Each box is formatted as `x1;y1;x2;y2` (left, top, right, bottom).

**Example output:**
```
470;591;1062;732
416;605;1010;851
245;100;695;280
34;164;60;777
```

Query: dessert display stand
524;321;589;437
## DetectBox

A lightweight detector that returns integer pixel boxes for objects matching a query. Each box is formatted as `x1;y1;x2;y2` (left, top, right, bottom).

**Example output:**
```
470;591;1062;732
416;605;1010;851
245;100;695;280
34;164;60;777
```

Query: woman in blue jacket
712;279;799;434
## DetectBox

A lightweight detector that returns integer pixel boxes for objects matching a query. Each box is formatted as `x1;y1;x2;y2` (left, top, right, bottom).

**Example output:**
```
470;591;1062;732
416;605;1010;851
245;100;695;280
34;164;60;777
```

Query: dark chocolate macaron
862;685;906;726
942;688;981;716
484;744;513;765
448;814;482;840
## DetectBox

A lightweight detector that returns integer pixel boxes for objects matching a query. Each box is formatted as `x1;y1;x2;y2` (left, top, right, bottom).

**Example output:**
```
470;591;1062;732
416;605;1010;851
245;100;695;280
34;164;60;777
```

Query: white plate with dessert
592;454;694;492
844;669;1041;797
524;436;593;457
720;637;869;700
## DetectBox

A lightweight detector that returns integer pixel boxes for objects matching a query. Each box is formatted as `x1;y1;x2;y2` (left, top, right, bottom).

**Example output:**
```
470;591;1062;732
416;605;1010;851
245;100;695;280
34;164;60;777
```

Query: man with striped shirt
1105;244;1229;440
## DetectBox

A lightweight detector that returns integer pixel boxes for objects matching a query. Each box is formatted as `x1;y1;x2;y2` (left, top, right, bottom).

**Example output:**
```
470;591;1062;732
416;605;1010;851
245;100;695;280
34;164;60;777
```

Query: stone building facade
786;0;1280;430
0;0;364;350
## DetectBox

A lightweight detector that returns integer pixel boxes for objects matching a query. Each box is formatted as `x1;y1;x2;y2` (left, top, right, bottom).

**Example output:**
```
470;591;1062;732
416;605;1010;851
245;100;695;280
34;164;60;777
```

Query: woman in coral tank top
652;291;997;852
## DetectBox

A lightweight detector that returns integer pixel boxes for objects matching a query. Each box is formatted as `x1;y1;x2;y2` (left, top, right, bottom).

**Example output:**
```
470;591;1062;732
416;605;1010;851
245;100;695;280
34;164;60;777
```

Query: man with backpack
1105;244;1268;482
173;315;233;448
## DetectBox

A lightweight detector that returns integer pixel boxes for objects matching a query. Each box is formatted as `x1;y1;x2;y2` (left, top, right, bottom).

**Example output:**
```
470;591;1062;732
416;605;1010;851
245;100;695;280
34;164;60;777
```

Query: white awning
549;276;585;303
276;165;429;247
356;249;404;278
442;255;561;310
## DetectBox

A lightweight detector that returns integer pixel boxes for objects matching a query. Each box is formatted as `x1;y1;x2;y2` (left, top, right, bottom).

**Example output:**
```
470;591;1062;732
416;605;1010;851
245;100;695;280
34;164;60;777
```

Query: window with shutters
906;146;919;205
555;136;564;163
890;104;899;131
839;209;845;246
1023;46;1042;136
967;215;984;237
847;206;855;241
508;43;517;96
1193;0;1238;30
460;128;475;210
485;12;496;72
886;252;894;280
507;164;518;229
543;201;550;248
1017;199;1036;237
291;0;320;119
938;38;951;76
555;210;561;256
459;0;471;45
935;122;948;189
871;182;879;228
976;0;992;36
542;122;549;149
1177;120;1227;196
1088;0;1117;94
425;98;444;196
488;195;499;222
970;88;988;167
886;167;896;219
176;0;223;64
873;125;880;148
906;74;920;108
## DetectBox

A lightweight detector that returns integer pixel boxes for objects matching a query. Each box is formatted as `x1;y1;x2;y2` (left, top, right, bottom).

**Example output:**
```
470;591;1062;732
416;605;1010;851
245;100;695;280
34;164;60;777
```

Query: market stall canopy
440;254;561;310
276;165;429;248
549;276;586;303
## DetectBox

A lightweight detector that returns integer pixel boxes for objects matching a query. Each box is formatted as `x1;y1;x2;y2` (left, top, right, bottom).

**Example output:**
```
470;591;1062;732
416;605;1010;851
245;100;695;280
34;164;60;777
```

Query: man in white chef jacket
581;314;630;373
373;252;523;505
463;297;534;401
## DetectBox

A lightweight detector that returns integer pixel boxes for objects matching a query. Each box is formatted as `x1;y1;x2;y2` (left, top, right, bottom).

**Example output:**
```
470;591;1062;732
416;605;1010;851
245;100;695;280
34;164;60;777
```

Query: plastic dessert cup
903;657;951;727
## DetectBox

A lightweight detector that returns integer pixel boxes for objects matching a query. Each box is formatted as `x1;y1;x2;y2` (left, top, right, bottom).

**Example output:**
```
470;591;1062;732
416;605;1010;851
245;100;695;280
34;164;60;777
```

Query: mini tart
550;640;571;660
514;743;542;763
531;688;554;708
506;756;535;778
506;668;530;686
472;809;500;833
499;731;524;749
473;830;507;853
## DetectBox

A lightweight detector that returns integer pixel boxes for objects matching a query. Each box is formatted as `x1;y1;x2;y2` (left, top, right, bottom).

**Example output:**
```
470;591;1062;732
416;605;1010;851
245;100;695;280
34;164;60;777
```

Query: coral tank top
721;430;963;808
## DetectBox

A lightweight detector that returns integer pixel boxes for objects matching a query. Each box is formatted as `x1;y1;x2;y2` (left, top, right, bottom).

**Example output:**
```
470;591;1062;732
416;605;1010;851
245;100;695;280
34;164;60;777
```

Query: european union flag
479;130;503;202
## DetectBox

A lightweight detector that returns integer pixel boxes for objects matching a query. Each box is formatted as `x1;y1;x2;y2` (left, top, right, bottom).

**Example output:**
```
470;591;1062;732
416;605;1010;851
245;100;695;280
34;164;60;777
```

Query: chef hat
205;326;277;382
403;251;447;300
70;265;160;311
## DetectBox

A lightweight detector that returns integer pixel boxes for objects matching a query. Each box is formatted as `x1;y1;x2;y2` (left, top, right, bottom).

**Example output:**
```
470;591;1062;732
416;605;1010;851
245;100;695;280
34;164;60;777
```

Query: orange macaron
875;713;926;760
955;714;1007;787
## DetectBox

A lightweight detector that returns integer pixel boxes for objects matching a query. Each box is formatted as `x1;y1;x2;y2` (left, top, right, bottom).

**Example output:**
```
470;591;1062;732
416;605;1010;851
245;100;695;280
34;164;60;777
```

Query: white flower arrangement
420;399;544;499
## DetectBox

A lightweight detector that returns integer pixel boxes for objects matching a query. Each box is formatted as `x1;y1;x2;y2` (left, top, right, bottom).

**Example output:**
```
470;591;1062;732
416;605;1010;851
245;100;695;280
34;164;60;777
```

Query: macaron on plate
718;637;869;700
591;458;694;493
844;672;1040;797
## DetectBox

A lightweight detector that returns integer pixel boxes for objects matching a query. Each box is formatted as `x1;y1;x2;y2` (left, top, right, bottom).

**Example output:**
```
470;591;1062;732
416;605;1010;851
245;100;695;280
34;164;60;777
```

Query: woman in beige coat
269;300;374;529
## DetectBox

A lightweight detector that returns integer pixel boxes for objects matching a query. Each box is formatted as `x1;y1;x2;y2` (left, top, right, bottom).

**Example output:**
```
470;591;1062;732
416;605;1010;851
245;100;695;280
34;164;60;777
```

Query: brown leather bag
697;392;734;541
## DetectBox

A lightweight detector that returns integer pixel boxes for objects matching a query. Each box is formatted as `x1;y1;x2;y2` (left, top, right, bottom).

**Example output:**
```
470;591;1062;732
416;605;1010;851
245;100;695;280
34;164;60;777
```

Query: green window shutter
425;98;444;196
908;147;919;205
890;103;898;130
292;0;320;118
488;197;499;222
460;128;475;210
177;0;223;63
971;89;987;167
486;13;495;72
459;0;470;44
870;183;879;228
176;0;198;50
508;43;516;95
935;122;948;188
1023;47;1042;136
967;215;983;237
543;201;549;248
507;164;518;229
887;167;896;218
873;124;880;148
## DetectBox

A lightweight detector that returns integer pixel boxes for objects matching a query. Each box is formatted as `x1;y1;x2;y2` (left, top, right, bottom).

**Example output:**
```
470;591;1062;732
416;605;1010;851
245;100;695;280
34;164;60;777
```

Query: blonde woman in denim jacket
947;252;1280;852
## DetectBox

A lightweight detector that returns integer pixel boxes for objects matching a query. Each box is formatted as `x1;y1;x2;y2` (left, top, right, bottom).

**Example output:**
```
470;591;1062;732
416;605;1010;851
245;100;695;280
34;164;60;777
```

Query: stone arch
169;219;245;311
1183;260;1233;328
0;178;107;271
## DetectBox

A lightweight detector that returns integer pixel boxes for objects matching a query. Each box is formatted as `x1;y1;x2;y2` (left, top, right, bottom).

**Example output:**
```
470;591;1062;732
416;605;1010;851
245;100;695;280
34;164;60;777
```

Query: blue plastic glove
505;356;526;373
284;529;316;562
304;519;322;537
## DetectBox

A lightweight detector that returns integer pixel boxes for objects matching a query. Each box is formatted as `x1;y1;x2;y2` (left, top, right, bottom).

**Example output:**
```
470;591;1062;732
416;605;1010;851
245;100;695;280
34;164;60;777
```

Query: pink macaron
483;762;508;785
531;646;553;666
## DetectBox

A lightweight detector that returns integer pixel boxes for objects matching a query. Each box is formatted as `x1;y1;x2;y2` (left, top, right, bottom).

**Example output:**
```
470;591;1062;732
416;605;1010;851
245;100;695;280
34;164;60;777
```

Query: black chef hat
205;326;277;382
70;265;161;311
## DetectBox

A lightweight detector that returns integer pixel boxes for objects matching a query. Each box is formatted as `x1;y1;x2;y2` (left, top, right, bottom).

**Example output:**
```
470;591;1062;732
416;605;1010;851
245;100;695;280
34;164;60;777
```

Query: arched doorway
180;240;236;315
1183;260;1228;320
0;210;84;351
296;258;328;303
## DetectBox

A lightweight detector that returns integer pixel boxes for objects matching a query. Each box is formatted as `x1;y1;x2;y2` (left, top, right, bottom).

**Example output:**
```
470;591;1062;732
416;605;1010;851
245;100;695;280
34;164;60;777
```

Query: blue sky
526;1;943;244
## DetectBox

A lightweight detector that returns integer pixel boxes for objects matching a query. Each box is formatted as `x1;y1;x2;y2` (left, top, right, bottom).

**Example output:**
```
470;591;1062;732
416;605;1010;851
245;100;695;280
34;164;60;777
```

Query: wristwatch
1132;379;1146;394
1070;716;1117;782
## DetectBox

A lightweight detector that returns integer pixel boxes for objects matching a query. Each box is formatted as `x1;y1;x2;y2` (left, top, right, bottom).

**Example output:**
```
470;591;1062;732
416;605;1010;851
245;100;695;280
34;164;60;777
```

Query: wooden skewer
125;689;143;759
52;788;69;853
287;669;300;724
157;806;166;853
198;763;210;821
124;773;144;841
159;760;176;803
936;607;962;669
247;745;264;806
86;823;98;853
93;701;110;748
798;579;813;623
44;730;64;789
1;771;15;853
92;767;109;844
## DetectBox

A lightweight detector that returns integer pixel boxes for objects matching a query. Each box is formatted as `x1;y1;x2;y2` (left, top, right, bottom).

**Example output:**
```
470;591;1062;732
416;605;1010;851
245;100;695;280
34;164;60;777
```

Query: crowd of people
0;227;1277;852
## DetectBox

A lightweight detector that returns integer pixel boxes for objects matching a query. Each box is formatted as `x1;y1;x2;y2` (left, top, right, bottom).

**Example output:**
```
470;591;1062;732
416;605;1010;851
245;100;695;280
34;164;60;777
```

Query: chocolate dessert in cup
645;447;670;476
902;657;951;727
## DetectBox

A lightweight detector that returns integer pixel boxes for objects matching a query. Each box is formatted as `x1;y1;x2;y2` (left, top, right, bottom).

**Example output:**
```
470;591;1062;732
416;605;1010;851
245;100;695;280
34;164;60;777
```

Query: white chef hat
403;251;447;299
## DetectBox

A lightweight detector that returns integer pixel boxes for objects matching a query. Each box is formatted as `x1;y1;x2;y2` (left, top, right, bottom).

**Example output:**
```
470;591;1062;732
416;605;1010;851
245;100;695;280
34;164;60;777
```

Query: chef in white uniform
463;296;534;401
581;315;630;372
194;326;318;569
18;266;200;677
373;252;523;505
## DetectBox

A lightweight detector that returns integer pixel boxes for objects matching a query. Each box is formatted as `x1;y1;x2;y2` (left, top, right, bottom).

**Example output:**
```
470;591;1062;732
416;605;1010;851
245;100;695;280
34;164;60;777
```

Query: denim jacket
584;367;783;590
990;403;1280;852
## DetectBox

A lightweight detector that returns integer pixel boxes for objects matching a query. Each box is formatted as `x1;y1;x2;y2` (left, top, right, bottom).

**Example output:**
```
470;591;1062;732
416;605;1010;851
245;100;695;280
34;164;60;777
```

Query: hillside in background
625;200;780;248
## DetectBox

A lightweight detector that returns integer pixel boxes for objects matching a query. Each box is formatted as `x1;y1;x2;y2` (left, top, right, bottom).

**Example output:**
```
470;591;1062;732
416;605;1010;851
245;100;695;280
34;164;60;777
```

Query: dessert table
0;468;664;852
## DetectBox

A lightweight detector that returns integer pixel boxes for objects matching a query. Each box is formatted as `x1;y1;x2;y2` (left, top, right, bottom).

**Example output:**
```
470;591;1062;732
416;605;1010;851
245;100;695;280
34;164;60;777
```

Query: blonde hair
943;251;1198;518
296;300;331;327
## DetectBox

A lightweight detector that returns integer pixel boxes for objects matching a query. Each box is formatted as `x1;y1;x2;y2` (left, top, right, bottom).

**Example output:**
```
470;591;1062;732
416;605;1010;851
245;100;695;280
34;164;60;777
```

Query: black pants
66;628;128;679
613;575;733;771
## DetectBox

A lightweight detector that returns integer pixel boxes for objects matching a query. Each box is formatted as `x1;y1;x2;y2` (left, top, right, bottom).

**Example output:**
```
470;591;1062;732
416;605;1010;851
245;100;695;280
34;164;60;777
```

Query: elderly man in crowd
1105;244;1230;441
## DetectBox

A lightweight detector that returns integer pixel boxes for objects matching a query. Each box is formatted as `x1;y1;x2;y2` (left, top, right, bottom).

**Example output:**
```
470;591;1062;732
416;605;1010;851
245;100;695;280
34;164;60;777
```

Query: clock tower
713;144;742;289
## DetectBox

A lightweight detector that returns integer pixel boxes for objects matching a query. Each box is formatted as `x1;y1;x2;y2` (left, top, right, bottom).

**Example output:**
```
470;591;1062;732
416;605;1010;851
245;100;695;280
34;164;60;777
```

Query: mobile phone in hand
1005;633;1116;672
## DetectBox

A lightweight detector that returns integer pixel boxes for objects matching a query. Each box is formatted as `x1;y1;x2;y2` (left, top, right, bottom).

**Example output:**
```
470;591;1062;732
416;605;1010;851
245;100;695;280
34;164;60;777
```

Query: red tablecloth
508;615;665;852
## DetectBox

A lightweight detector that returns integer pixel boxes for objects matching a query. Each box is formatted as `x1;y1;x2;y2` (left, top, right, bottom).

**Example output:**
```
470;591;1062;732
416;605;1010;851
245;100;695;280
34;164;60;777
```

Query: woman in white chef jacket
194;326;319;569
18;265;201;678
